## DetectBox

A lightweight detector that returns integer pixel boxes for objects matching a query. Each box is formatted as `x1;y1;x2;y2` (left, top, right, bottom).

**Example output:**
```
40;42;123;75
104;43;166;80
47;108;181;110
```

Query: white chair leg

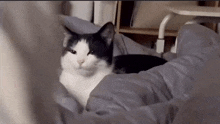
156;39;165;53
156;13;176;53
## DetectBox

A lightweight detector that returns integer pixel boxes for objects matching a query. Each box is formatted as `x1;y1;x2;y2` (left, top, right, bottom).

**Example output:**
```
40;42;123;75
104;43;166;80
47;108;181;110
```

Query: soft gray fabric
1;2;63;124
56;23;220;123
2;1;219;123
84;24;220;123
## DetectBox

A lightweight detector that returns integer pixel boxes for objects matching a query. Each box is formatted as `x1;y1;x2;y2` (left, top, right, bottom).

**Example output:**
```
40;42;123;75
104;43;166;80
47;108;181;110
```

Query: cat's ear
97;22;115;46
63;26;78;47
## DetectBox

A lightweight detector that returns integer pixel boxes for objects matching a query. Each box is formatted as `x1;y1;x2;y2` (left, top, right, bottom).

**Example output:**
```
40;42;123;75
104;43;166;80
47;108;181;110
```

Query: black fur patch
113;55;167;74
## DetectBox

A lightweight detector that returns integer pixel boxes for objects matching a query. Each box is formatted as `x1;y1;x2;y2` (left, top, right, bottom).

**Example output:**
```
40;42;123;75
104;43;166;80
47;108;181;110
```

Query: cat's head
61;22;115;76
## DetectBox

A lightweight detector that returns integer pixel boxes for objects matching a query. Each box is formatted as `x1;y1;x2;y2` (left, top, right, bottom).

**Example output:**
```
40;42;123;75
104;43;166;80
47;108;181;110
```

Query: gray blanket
2;2;220;123
56;16;220;124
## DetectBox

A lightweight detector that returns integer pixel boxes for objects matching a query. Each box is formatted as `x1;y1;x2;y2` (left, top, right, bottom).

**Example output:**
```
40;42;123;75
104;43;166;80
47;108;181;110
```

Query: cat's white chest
59;67;112;106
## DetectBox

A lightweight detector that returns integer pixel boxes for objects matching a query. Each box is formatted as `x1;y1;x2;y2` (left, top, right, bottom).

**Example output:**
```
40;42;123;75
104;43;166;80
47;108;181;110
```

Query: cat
59;22;167;107
59;22;115;106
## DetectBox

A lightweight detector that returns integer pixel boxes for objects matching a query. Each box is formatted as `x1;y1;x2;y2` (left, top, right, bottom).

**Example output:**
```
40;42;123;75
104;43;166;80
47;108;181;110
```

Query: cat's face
61;22;115;76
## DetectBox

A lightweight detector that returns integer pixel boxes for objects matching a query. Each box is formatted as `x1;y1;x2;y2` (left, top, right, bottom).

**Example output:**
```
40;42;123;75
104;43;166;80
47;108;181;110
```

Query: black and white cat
59;22;167;107
59;22;115;106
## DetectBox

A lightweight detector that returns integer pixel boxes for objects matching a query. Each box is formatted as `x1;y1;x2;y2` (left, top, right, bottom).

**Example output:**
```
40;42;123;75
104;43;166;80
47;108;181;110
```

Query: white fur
59;39;113;106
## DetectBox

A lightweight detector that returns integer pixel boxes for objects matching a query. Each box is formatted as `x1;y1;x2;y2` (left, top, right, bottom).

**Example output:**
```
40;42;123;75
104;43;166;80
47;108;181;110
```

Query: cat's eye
87;50;94;55
70;50;77;54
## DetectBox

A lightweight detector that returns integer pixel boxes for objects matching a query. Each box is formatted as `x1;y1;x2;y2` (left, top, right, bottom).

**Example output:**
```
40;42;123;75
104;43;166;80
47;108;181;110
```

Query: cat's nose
77;59;85;65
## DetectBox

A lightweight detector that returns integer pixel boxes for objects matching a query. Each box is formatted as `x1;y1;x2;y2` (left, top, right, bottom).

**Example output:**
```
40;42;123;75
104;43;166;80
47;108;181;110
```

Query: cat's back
113;54;167;74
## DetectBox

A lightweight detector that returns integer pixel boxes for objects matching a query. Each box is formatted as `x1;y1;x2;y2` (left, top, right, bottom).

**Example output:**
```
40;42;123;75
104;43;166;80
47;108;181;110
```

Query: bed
55;16;220;123
2;2;220;123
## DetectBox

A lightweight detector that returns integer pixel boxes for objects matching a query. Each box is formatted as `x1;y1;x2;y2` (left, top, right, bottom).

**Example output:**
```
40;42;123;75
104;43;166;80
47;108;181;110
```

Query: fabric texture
57;16;220;123
2;1;220;123
1;1;63;124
